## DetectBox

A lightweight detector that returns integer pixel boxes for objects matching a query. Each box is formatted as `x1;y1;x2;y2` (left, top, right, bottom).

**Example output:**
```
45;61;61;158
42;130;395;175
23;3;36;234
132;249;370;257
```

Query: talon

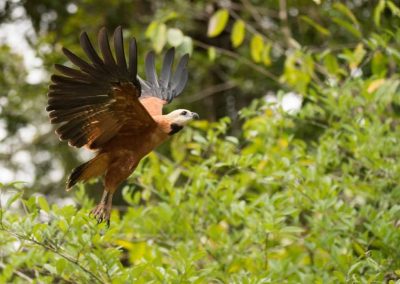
90;202;112;226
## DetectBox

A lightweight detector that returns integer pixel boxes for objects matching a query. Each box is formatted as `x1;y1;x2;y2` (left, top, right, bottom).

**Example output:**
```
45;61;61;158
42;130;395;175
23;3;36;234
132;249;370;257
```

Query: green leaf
332;17;362;38
231;20;245;47
351;43;366;70
38;196;50;213
5;191;23;209
281;226;305;234
374;0;386;27
207;9;229;37
262;43;272;66
44;264;57;275
250;34;264;63
371;50;388;76
145;21;159;38
226;136;239;145
333;3;359;25
167;28;184;47
208;47;216;61
180;36;193;55
323;53;340;75
387;1;400;17
152;23;167;53
300;16;330;36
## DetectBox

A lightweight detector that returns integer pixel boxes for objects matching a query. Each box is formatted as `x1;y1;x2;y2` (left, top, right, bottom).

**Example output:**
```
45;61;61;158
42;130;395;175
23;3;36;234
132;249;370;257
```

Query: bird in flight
47;26;198;225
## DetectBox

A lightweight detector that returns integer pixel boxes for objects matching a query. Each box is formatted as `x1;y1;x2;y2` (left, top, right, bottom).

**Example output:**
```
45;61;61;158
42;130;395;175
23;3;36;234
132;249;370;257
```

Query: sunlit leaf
250;34;264;63
167;28;184;47
208;47;216;61
207;9;229;37
37;196;50;213
351;43;366;70
44;264;57;275
231;20;245;47
323;53;340;75
4;191;23;209
367;79;385;93
145;21;159;38
152;23;167;53
115;239;134;250
371;50;387;76
262;43;272;66
129;242;148;264
180;36;193;55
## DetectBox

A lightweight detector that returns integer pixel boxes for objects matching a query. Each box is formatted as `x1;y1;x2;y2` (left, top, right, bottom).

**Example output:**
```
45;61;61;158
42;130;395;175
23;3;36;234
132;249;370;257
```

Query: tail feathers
66;154;109;190
66;162;89;189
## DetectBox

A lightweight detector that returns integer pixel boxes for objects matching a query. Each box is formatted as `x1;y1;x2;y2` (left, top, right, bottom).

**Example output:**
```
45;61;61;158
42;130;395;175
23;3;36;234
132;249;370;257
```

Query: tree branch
182;81;237;104
0;227;104;283
193;39;281;83
0;261;34;283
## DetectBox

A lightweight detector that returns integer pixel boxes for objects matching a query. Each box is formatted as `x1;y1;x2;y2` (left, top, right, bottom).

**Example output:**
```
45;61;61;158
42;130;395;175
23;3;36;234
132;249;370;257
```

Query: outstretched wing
139;48;189;116
47;26;156;149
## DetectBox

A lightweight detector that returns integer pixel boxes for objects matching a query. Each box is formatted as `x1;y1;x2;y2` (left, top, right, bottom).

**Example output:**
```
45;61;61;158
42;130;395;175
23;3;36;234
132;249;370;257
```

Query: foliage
1;0;400;190
2;71;400;281
1;0;400;282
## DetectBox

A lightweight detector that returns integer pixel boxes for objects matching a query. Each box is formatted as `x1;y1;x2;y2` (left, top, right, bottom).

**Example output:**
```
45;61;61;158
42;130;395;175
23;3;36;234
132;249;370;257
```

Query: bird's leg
90;189;113;226
105;192;114;227
90;153;138;226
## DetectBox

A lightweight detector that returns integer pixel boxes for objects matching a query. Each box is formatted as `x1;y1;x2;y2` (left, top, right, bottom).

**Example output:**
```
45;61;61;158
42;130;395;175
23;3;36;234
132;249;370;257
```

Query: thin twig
0;188;3;229
0;228;104;283
240;0;265;26
279;0;293;47
182;81;237;103
230;10;265;40
193;39;281;83
0;261;34;283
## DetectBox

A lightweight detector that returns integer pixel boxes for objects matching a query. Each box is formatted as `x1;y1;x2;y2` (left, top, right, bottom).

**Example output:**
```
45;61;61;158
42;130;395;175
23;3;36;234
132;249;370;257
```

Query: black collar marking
169;123;183;135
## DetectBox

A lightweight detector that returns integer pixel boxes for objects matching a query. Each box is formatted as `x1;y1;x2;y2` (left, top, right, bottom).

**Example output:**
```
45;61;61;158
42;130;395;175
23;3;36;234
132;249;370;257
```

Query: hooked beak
192;112;199;119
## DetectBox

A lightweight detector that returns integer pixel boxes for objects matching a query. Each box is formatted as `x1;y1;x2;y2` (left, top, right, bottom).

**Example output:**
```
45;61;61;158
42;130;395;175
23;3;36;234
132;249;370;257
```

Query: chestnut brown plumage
47;26;198;225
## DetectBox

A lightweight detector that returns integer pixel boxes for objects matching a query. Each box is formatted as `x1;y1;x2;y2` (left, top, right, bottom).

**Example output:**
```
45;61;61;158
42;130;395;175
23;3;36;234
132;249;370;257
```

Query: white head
165;109;199;126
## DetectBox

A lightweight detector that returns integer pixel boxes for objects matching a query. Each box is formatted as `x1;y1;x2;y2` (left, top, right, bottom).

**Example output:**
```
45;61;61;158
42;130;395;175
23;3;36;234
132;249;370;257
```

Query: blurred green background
1;0;400;283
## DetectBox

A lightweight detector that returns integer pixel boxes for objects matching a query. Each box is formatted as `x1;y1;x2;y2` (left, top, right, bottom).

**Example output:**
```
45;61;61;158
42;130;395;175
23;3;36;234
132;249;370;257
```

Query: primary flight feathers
47;26;189;149
140;49;189;103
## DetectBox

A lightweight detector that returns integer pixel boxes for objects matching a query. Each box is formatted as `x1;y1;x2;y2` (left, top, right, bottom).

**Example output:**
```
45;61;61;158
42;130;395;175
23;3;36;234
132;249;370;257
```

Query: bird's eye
181;111;187;116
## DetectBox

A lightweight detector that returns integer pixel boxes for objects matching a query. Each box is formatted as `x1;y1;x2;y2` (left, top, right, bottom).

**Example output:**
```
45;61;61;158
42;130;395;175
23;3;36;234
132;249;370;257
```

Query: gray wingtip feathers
142;48;190;103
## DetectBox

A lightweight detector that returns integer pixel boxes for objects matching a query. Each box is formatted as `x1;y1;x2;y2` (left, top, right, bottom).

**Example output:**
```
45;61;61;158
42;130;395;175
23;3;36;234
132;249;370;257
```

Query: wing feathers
48;96;109;107
113;26;129;80
142;48;189;103
160;48;175;89
62;47;105;80
171;54;189;90
145;51;158;87
98;27;116;67
129;38;138;82
49;105;110;124
48;26;155;149
54;64;92;82
80;32;104;68
174;69;188;95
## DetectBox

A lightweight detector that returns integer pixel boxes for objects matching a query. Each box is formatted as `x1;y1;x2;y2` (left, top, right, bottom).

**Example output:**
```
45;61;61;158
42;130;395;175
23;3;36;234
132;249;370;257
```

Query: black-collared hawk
47;26;198;225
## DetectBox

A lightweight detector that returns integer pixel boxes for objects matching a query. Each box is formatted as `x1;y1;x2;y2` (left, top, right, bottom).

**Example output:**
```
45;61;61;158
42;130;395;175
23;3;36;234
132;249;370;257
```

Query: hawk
47;26;198;225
